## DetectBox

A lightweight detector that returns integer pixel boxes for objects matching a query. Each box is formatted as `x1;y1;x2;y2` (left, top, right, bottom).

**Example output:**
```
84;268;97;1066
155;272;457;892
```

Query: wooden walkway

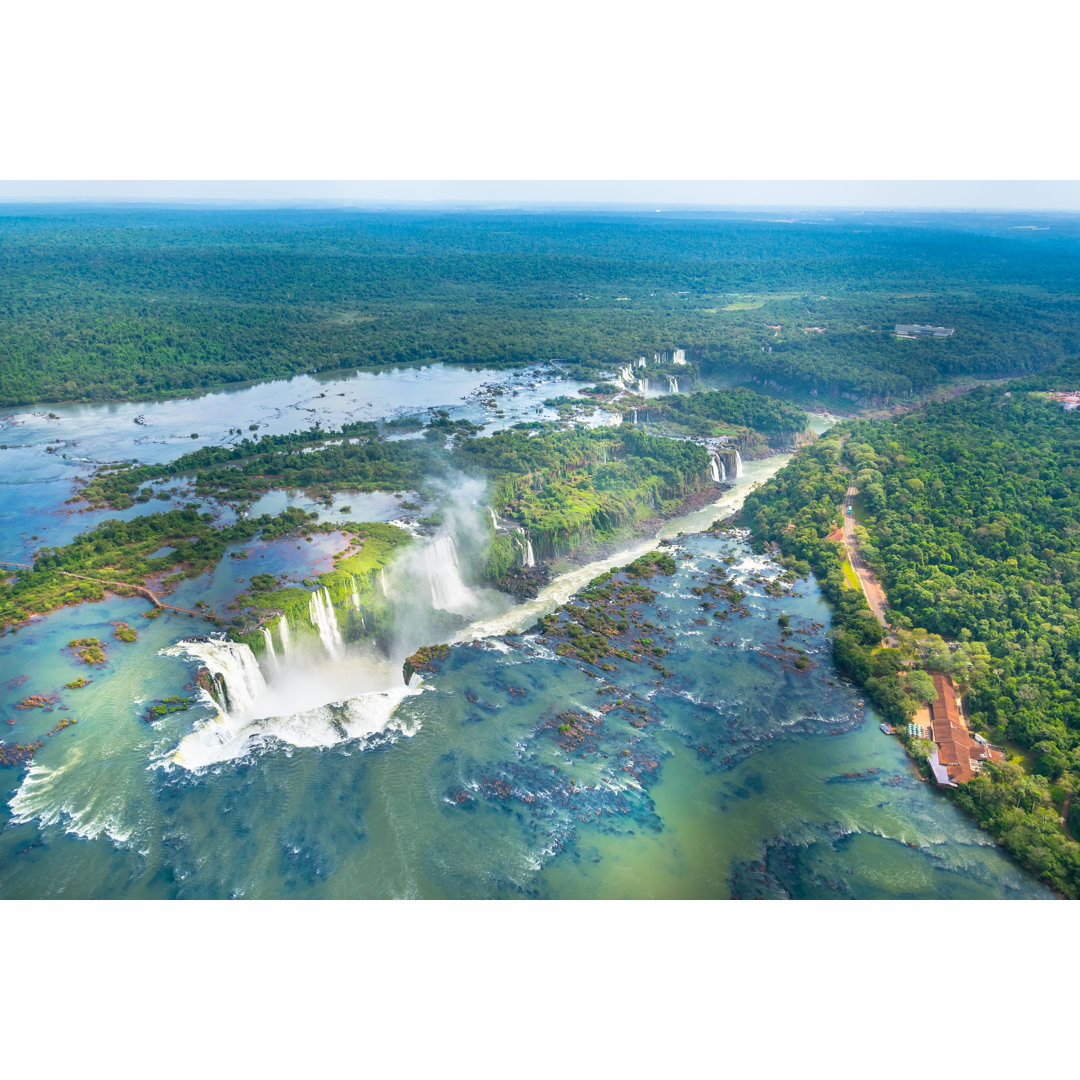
1;560;218;622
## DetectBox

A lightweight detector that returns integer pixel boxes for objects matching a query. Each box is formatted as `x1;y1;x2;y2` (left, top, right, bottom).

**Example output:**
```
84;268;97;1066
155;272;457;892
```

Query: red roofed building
926;673;1004;786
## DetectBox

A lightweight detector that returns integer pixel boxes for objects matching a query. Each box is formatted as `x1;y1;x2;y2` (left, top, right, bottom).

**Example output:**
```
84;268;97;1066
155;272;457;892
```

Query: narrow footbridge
0;560;218;622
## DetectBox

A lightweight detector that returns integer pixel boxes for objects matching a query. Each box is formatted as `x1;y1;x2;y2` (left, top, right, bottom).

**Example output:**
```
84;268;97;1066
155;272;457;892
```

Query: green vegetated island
4;205;1080;897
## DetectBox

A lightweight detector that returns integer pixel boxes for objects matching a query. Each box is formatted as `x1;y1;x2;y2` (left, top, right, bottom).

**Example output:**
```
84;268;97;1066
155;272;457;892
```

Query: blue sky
2;180;1078;210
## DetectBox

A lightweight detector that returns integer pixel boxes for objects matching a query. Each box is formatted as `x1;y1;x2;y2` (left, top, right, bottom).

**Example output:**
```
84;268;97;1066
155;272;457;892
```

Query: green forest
639;388;810;450
2;422;714;632
6;204;1080;897
743;385;1080;897
3;206;1080;407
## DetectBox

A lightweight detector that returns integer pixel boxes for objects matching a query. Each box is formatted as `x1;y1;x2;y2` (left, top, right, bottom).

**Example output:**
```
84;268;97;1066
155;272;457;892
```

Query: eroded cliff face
402;643;451;686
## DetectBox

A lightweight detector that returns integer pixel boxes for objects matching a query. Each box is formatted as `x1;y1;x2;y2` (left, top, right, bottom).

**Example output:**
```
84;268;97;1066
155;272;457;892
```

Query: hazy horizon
2;180;1079;212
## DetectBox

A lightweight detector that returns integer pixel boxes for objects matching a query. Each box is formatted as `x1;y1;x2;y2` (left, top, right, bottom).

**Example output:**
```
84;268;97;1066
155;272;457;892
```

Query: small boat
879;723;895;735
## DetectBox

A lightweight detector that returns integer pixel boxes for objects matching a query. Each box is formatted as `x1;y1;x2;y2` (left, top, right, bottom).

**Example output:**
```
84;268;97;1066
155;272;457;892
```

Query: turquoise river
0;362;1052;898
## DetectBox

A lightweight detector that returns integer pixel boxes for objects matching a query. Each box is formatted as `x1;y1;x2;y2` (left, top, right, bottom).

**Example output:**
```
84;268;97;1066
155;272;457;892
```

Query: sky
3;180;1079;211
4;5;1077;211
6;0;1079;1060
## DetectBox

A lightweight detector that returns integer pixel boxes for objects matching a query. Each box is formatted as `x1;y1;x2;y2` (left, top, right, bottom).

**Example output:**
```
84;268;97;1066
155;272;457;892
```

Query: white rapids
162;637;422;770
452;452;791;641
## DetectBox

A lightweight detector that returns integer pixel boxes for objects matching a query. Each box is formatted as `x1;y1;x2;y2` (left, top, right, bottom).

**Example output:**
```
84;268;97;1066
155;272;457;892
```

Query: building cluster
894;324;955;338
926;673;1003;787
1034;390;1080;411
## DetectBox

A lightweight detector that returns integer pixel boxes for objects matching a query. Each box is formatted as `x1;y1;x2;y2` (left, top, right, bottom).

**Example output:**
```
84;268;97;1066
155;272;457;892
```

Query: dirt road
841;484;896;645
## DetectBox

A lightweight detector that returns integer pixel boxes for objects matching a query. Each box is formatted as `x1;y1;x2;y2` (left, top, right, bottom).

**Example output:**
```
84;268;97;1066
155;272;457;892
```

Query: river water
0;366;1051;898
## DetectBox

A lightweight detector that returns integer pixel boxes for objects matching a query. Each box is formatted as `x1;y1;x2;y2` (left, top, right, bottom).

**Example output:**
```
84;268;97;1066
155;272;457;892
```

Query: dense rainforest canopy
744;383;1080;897
3;206;1080;407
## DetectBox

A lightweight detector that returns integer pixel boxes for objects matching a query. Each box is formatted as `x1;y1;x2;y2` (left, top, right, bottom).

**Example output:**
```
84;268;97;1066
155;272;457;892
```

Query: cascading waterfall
523;536;536;568
379;568;389;598
673;348;686;365
708;449;727;484
308;587;344;659
350;576;361;610
278;615;292;658
735;449;744;478
637;357;646;368
166;638;267;719
667;375;679;393
631;407;638;424
637;378;649;395
260;627;279;672
162;633;423;771
425;534;475;614
488;505;499;532
620;364;635;385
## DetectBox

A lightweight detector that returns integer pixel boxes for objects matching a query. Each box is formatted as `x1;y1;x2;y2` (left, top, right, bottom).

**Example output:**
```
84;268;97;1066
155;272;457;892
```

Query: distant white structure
894;324;954;337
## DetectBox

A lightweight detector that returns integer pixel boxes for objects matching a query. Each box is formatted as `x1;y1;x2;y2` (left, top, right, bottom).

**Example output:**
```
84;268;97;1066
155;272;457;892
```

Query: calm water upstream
0;366;1051;898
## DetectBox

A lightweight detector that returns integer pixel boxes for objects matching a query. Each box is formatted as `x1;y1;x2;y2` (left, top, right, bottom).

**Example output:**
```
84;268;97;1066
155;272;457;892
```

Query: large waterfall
735;449;744;478
162;635;422;770
350;576;361;610
673;348;686;365
425;535;475;615
165;638;267;719
260;627;279;671
637;357;646;368
523;536;536;568
487;505;499;532
278;615;292;658
308;587;344;659
631;407;638;425
667;375;679;394
379;569;389;598
638;378;649;395
619;364;635;385
708;449;727;484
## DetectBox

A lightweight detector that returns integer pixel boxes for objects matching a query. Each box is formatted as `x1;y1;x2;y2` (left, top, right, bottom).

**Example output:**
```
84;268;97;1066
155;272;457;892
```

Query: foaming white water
168;683;424;770
425;534;476;614
735;449;744;478
162;638;422;770
452;452;790;641
523;537;536;568
164;638;268;716
9;758;132;844
278;615;293;657
308;587;344;659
